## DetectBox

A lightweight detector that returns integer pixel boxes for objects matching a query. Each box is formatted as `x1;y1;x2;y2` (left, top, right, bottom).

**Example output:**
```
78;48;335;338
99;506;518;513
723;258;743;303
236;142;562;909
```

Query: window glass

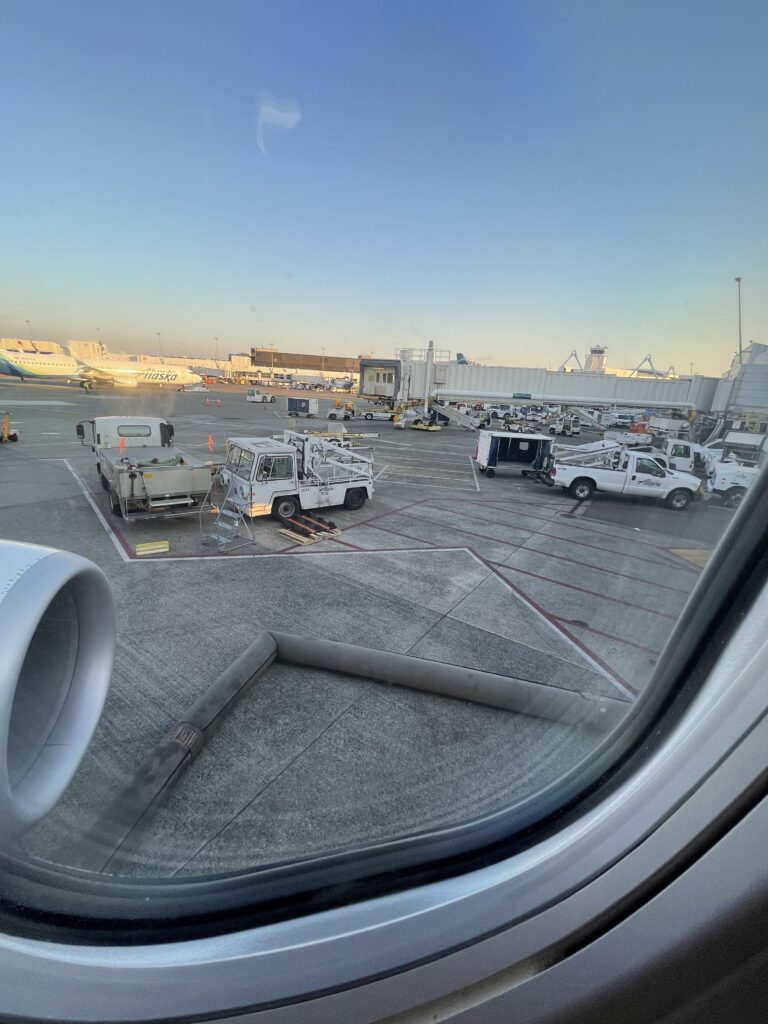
0;0;764;916
637;458;665;476
226;445;242;470
117;425;152;437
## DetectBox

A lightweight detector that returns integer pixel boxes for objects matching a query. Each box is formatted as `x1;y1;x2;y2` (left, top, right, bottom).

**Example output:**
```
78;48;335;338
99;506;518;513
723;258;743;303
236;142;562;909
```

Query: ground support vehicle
202;430;374;549
246;388;276;403
474;432;552;479
707;461;759;509
286;397;319;417
76;416;218;521
177;383;209;393
550;447;701;510
1;412;19;443
548;415;581;437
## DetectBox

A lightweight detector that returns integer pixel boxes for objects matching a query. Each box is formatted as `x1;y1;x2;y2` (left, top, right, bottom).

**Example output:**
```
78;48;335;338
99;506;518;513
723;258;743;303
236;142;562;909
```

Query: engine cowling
0;541;115;845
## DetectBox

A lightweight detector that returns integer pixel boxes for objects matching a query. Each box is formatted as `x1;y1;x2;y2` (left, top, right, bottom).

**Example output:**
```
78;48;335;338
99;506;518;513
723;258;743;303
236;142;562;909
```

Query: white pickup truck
707;461;759;509
550;447;701;510
76;415;217;520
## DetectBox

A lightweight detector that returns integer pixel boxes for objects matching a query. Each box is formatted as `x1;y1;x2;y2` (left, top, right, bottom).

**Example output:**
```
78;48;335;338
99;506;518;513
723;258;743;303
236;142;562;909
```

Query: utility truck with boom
550;446;701;510
76;416;218;520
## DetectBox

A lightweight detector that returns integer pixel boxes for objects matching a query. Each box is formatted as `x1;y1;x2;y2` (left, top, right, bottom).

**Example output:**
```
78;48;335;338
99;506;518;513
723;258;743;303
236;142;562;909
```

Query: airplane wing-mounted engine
0;541;115;845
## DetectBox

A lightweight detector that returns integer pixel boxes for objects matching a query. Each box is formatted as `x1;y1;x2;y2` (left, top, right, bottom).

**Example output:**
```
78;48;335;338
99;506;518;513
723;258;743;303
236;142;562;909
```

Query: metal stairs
200;470;254;551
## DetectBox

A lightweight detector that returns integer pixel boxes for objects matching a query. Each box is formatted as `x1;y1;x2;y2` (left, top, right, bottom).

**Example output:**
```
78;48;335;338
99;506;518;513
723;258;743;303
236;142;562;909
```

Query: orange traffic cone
119;436;125;452
208;433;214;452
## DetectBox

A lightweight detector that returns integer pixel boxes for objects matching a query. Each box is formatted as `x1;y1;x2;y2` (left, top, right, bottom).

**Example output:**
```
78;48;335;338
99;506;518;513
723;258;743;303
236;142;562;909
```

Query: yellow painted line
135;541;170;557
670;548;712;568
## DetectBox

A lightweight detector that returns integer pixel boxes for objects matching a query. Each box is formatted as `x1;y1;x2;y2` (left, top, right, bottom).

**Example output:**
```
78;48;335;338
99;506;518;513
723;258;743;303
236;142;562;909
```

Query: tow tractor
202;430;374;549
76;416;218;520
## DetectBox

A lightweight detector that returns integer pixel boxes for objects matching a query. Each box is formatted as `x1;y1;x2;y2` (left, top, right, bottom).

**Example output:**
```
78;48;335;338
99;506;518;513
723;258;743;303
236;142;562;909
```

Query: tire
724;486;747;510
328;412;337;420
272;495;299;521
666;488;692;511
343;487;367;511
343;414;351;421
108;490;122;516
364;413;373;421
99;472;109;492
569;478;594;501
486;468;496;478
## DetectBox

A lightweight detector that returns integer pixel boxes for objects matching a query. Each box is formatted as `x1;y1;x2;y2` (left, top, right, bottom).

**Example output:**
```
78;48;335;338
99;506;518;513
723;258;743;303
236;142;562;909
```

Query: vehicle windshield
0;0;765;908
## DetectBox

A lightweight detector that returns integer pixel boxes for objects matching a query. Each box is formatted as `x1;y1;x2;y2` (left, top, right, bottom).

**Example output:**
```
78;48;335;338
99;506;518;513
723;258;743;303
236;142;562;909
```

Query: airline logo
142;370;180;381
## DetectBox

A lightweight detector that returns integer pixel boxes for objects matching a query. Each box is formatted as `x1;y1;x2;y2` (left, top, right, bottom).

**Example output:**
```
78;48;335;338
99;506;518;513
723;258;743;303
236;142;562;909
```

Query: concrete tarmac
0;381;734;876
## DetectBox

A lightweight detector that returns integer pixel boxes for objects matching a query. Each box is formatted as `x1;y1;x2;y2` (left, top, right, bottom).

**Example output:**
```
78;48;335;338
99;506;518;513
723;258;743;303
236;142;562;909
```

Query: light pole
214;336;219;367
25;319;33;344
321;346;325;381
156;332;163;361
735;277;743;365
96;327;103;355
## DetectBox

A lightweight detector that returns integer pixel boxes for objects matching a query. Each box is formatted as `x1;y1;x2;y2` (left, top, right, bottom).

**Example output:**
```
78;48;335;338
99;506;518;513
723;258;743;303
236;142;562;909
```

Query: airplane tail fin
456;352;469;365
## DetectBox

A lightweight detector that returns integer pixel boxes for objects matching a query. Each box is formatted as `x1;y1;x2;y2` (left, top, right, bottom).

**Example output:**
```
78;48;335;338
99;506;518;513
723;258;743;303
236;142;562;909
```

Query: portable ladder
199;468;254;551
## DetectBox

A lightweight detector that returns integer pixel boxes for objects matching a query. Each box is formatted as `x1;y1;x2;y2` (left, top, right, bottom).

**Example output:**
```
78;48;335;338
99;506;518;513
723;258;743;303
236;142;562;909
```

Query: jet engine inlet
0;541;115;845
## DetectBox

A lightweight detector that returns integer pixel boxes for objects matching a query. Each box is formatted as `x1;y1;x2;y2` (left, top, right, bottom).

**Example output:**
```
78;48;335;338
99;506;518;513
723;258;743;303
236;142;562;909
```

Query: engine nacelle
0;541;115;845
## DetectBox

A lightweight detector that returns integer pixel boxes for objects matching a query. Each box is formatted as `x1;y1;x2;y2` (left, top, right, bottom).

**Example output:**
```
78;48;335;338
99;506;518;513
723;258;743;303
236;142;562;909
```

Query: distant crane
558;350;583;372
629;354;677;379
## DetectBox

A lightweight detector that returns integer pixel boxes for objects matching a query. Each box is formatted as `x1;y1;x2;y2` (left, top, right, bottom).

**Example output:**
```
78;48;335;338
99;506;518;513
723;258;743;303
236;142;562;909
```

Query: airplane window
0;6;765;1006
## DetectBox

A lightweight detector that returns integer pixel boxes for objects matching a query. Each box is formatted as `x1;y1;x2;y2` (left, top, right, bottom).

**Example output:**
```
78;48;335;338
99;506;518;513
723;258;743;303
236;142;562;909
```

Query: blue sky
1;0;765;374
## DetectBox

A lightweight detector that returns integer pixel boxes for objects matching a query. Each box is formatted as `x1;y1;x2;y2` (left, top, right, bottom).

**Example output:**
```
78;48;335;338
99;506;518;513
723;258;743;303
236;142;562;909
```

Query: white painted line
63;459;131;563
468;454;480;491
374;478;478;492
373;464;390;481
41;432;62;435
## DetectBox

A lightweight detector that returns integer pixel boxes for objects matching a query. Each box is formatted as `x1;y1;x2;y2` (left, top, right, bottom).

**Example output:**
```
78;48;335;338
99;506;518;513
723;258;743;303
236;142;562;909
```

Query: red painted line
425;501;683;571
552;616;661;659
338;498;428;531
503;545;693;596
395;509;532;549
433;497;702;562
345;518;439;548
490;562;678;621
468;550;636;696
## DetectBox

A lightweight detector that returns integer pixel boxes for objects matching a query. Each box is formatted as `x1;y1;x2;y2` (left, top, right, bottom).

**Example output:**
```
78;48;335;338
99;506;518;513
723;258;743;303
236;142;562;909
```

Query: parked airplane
0;349;203;387
78;359;203;388
0;348;82;381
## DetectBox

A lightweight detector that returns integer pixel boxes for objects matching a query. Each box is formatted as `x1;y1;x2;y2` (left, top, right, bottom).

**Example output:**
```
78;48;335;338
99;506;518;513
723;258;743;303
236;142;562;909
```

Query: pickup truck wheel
364;413;373;420
569;478;594;501
666;488;692;511
725;486;747;509
328;412;337;420
272;496;299;521
343;487;367;510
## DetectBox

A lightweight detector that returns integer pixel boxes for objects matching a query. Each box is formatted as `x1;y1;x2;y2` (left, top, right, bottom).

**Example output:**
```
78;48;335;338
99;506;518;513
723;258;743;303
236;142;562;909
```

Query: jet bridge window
117;424;152;437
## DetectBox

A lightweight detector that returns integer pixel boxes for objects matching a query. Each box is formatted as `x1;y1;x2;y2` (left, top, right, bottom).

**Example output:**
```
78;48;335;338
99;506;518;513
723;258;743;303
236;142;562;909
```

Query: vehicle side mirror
75;423;84;440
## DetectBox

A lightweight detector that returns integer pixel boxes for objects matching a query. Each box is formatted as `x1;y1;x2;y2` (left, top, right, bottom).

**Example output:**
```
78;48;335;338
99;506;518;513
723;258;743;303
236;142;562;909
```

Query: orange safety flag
208;433;214;451
119;436;125;451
